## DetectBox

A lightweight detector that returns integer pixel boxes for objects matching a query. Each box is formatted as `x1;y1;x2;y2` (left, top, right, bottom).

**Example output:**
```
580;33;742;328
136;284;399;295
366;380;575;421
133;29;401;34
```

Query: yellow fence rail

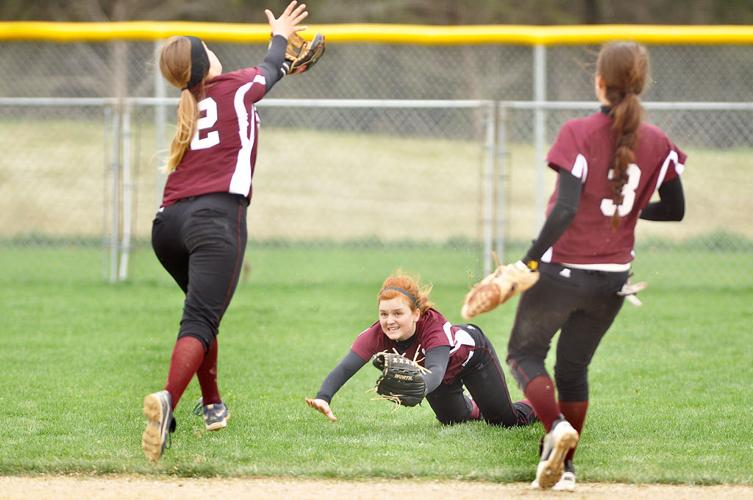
2;22;753;45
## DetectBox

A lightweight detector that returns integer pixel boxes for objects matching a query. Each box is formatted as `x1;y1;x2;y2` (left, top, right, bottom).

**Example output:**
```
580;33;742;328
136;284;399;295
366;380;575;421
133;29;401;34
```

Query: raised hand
305;397;337;422
265;1;309;39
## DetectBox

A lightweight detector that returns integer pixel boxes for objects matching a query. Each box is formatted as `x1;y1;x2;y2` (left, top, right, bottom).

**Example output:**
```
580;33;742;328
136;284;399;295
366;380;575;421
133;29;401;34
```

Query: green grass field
1;245;751;484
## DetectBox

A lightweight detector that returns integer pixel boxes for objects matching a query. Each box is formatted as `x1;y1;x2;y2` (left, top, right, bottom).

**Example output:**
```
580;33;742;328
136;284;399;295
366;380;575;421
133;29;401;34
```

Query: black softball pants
506;262;629;402
151;192;248;351
426;325;536;427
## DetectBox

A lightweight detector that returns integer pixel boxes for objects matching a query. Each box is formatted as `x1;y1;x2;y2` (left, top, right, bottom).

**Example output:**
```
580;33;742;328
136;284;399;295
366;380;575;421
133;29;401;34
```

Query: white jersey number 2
600;163;641;217
191;97;220;150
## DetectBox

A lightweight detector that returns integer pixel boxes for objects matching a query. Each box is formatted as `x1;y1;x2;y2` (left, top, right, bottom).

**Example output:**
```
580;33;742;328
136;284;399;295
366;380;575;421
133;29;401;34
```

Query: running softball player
306;272;537;428
141;1;311;463
467;42;686;490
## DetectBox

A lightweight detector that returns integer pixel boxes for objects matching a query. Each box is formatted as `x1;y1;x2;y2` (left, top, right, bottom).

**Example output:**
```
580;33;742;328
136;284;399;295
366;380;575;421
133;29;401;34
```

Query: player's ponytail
378;271;434;314
158;36;207;173
596;42;649;228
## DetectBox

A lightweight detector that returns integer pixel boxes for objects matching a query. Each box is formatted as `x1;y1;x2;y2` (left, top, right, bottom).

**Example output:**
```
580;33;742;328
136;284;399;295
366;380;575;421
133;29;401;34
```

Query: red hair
377;271;434;314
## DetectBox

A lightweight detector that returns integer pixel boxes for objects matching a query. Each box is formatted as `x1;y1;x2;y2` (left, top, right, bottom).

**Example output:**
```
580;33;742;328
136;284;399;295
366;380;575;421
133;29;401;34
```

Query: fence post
482;101;496;277
533;44;547;229
118;102;133;281
109;103;121;284
495;103;507;264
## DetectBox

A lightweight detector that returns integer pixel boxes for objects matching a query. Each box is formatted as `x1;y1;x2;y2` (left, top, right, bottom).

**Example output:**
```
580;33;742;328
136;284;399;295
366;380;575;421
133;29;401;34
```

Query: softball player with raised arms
306;272;537;428
141;1;311;463
464;42;686;490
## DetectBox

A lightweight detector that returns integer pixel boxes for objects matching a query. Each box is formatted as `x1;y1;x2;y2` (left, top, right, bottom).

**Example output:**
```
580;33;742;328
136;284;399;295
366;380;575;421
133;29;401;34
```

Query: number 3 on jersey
600;163;641;217
191;97;220;150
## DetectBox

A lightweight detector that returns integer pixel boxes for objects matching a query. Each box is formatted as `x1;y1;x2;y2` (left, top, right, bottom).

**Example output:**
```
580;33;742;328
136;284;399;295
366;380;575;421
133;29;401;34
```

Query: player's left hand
265;0;309;40
372;352;428;407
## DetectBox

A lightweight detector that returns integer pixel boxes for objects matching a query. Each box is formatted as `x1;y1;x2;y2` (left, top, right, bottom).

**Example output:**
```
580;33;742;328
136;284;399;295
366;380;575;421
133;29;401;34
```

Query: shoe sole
552;477;576;492
537;430;579;489
142;394;165;463
205;411;230;432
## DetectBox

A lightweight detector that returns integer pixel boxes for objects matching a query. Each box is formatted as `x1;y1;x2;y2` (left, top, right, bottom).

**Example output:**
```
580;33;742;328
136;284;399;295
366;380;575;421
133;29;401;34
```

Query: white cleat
531;470;576;491
552;470;576;491
532;419;579;490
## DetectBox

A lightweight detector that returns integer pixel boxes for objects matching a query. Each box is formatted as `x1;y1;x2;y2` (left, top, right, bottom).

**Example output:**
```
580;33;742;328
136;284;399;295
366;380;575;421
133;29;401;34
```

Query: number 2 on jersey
600;163;641;217
191;97;220;150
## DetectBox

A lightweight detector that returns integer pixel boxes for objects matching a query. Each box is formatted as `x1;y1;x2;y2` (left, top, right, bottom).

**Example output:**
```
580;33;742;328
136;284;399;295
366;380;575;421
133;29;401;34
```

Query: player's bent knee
177;330;215;352
507;355;548;392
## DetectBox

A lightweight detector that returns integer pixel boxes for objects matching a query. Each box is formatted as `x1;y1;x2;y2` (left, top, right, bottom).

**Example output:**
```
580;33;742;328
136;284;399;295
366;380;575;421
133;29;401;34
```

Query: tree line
4;0;753;25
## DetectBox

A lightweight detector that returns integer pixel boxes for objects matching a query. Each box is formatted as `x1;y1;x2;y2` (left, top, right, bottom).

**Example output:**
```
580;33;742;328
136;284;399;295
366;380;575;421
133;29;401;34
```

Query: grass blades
0;245;751;484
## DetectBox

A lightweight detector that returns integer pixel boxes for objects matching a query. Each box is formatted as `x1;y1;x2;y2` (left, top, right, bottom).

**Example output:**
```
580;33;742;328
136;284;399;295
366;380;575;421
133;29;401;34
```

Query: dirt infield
1;476;752;500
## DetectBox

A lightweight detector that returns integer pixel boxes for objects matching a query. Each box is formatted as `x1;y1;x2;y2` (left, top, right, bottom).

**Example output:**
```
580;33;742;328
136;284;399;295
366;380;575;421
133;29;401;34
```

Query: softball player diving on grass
461;42;686;491
141;1;324;463
306;272;538;428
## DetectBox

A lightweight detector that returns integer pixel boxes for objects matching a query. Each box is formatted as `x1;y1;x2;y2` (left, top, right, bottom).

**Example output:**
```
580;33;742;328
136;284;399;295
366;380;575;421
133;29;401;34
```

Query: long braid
609;92;642;227
597;42;649;228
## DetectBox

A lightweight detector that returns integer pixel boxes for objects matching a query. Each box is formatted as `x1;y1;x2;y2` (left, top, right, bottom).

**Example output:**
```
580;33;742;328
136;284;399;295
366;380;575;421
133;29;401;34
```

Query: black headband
183;36;210;91
382;286;419;308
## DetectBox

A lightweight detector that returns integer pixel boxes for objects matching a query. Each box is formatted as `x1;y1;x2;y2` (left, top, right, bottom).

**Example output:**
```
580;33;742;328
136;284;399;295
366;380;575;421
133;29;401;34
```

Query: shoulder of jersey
639;121;669;140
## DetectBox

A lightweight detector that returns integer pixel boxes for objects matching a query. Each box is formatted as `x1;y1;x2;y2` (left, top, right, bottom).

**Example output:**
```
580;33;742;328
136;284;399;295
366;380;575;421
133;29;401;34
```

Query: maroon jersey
351;309;478;384
162;68;267;207
545;111;686;266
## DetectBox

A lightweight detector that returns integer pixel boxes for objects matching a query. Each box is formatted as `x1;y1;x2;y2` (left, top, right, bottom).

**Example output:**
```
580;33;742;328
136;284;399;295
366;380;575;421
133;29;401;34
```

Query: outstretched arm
306;350;366;421
421;346;450;395
258;1;309;91
521;169;581;265
258;37;287;91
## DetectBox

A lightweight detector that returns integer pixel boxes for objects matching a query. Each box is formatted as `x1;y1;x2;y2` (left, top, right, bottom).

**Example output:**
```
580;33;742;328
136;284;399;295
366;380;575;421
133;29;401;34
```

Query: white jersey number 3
191;97;220;150
600;163;641;217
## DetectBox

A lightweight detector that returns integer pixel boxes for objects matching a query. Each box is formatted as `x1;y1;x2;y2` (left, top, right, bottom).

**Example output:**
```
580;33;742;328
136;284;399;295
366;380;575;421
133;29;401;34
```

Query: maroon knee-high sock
196;337;221;405
164;336;205;409
559;400;588;462
524;375;561;432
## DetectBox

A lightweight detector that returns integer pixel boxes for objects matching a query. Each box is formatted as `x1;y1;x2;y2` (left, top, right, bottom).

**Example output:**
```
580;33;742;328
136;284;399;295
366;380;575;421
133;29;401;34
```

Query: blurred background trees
3;0;753;24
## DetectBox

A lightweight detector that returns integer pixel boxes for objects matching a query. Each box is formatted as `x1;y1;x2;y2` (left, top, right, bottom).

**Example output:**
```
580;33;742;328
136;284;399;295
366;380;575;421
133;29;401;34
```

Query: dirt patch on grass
1;476;751;499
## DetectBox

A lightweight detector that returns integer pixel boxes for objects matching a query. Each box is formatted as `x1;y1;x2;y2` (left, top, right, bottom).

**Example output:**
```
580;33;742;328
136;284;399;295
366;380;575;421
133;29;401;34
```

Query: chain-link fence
0;97;493;285
5;40;753;101
1;34;752;287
